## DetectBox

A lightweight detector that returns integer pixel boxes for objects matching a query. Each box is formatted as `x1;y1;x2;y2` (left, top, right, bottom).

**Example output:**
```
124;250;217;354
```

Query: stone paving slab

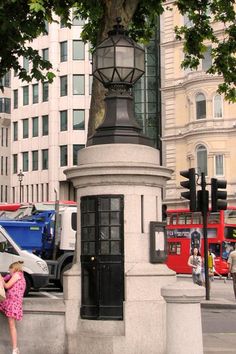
203;333;236;353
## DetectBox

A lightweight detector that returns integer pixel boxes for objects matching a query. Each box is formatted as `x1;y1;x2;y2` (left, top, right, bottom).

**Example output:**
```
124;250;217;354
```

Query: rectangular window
13;122;18;141
0;72;10;87
1;156;3;175
13;89;18;109
60;145;68;166
215;155;224;176
13;154;18;174
168;242;181;255
73;40;85;60
32;151;38;171
5;156;8;175
73;109;85;130
23;86;29;105
32;117;39;137
6;128;8;147
73;144;84;165
42;115;49;136
202;46;212;72
22;152;29;172
60;41;67;62
89;75;93;95
42;149;48;170
5;186;8;202
72;12;85;26
0;98;11;113
42;48;49;61
73;75;84;95
42;82;49;102
43;21;49;35
60;18;66;28
22;119;29;139
23;57;29;72
32;84;39;104
60;76;68;96
1;128;3;146
60;110;68;131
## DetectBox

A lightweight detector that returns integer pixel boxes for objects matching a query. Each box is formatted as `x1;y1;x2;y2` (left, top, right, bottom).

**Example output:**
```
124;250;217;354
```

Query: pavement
177;275;236;354
177;274;236;308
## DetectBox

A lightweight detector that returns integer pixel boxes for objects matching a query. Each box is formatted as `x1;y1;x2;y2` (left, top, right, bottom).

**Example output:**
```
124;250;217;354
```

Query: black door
80;195;124;320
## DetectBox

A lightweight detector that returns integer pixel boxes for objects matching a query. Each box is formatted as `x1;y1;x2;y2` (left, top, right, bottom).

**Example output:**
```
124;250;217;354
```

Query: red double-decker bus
165;207;236;275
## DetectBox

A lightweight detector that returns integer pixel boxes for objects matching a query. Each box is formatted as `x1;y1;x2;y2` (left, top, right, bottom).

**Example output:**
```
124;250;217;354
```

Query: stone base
74;264;176;354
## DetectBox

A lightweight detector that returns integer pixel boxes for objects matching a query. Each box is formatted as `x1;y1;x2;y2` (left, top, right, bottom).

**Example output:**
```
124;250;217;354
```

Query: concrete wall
0;298;66;354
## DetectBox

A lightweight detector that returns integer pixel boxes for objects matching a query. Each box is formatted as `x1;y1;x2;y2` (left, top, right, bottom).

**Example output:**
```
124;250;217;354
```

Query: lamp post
88;17;153;146
17;170;24;203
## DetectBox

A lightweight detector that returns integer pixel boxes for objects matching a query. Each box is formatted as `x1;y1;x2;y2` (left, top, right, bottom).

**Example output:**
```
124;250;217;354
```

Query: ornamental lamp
88;17;153;147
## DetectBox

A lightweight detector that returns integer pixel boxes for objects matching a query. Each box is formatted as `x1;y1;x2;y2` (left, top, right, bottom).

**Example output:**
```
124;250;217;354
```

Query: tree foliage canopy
0;0;235;101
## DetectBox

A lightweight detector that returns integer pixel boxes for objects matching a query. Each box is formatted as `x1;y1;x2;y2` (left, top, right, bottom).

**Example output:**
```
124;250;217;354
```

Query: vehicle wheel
24;273;32;297
60;262;72;289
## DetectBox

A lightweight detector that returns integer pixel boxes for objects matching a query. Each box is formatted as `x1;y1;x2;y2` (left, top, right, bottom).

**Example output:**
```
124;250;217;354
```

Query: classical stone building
161;1;236;208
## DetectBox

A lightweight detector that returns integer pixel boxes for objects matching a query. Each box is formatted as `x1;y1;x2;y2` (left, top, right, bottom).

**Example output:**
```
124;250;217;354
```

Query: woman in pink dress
0;261;26;354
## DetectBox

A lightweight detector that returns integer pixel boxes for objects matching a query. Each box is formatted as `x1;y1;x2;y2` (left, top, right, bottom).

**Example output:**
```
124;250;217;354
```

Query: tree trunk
87;0;140;140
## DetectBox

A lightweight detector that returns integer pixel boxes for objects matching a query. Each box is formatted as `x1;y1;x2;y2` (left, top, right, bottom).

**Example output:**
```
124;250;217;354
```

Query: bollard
161;281;204;354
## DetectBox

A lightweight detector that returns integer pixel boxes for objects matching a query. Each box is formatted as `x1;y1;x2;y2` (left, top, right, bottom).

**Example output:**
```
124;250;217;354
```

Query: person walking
227;246;236;299
188;247;202;285
208;249;215;282
0;261;26;354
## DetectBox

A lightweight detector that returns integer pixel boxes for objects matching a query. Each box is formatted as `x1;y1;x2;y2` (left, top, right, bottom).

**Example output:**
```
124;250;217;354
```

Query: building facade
0;14;161;204
10;16;91;203
0;72;11;203
161;1;236;209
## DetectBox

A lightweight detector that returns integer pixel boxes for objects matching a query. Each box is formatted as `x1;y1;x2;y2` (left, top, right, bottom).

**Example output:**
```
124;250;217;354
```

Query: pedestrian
227;245;236;299
188;247;202;285
208;249;215;282
0;261;26;354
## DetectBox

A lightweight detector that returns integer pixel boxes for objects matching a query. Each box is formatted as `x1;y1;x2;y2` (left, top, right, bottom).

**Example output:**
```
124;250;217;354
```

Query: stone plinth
64;143;175;354
161;282;205;354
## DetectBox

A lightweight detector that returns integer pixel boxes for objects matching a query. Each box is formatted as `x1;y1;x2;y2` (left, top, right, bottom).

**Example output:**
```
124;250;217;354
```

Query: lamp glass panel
99;68;115;82
135;48;145;71
116;47;133;67
132;69;144;82
116;68;134;82
97;47;114;69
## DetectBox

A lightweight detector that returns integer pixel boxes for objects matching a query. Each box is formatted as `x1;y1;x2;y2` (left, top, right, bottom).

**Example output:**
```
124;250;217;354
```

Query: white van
0;225;49;295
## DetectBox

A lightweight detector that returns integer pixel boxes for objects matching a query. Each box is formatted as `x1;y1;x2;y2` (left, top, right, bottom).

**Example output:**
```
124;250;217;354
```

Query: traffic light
180;168;197;211
211;178;227;212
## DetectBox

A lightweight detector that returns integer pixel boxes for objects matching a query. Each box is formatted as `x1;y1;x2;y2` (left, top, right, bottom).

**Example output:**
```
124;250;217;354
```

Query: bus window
222;241;235;260
208;243;221;257
178;214;186;225
208;212;220;224
168;242;181;255
169;214;178;225
224;210;236;224
192;212;202;224
185;214;192;224
225;226;236;240
166;215;171;225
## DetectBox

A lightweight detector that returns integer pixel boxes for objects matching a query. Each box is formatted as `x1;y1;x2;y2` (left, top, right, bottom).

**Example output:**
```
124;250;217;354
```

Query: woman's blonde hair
9;261;24;272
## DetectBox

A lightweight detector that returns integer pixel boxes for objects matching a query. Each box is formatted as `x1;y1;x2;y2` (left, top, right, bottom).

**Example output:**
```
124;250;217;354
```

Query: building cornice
162;126;236;141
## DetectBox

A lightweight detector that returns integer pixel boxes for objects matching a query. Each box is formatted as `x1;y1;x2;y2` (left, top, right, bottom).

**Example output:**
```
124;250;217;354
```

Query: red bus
165;207;236;275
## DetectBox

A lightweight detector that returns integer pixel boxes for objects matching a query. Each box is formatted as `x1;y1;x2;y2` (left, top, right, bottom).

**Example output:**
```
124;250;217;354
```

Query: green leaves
0;0;235;101
175;0;236;101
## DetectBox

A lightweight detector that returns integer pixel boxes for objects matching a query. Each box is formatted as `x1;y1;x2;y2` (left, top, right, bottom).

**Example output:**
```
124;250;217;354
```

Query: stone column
161;282;205;354
64;143;175;354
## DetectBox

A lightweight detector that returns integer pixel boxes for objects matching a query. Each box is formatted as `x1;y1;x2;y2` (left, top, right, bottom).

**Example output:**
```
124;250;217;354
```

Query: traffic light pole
201;172;210;301
180;168;227;300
